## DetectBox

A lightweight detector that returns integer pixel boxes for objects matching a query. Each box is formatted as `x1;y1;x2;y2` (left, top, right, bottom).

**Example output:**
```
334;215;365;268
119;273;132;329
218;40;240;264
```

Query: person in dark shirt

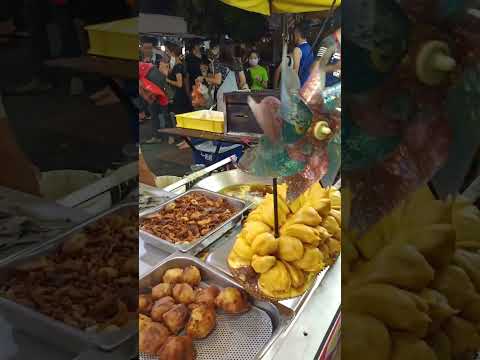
185;38;208;101
165;41;190;148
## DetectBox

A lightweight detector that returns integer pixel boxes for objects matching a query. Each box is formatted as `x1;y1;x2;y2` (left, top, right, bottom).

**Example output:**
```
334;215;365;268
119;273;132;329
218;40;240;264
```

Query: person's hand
158;62;169;76
255;75;262;82
139;111;146;120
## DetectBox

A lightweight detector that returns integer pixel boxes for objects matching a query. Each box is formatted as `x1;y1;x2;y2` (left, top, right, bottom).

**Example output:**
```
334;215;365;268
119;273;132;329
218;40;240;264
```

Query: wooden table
158;127;259;164
45;56;137;80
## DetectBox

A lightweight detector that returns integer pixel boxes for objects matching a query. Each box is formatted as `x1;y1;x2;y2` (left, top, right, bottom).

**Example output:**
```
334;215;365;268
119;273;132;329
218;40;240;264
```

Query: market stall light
160;45;165;51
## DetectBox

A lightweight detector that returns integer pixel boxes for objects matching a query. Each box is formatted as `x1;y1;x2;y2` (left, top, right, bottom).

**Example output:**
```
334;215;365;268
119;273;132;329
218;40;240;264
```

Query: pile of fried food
139;265;250;359
228;183;341;300
0;211;138;331
140;192;237;244
343;186;480;360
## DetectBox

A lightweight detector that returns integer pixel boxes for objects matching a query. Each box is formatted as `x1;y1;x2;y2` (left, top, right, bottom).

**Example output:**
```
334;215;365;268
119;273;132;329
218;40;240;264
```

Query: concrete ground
1;37;193;177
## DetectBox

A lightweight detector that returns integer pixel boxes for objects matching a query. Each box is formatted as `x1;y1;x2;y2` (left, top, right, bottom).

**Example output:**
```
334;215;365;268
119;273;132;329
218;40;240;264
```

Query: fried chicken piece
139;322;171;355
157;335;195;360
182;266;201;287
186;305;216;339
172;284;195;305
162;304;189;334
152;283;172;300
163;268;184;284
215;287;251;314
195;286;220;308
151;296;175;322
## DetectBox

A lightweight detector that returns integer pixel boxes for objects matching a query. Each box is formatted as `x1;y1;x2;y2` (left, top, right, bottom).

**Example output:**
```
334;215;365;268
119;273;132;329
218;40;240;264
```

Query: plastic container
39;170;111;214
154;176;186;194
176;110;224;133
85;17;138;60
192;141;244;166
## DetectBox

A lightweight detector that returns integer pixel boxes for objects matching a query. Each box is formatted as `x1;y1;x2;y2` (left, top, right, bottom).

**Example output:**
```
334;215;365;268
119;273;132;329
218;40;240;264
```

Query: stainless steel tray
139;254;291;360
139;189;248;255
0;186;91;266
204;224;329;315
0;203;138;354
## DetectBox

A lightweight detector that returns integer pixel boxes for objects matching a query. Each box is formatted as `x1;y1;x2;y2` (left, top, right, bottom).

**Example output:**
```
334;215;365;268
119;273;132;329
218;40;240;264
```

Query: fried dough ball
151;296;175;322
195;286;220;308
163;268;184;284
139;322;171;355
152;283;173;300
158;335;195;360
139;294;153;315
172;284;195;305
182;266;201;287
215;287;250;314
139;314;152;332
162;304;189;334
186;304;217;339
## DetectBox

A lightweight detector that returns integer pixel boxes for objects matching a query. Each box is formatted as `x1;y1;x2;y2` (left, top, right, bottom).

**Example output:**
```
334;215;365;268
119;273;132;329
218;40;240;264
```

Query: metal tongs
163;155;238;193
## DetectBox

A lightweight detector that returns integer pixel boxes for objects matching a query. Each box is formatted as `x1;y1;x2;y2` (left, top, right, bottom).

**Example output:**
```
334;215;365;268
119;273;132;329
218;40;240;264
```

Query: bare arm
273;64;281;89
293;47;302;74
324;61;341;73
205;72;222;86
166;72;183;88
238;70;247;89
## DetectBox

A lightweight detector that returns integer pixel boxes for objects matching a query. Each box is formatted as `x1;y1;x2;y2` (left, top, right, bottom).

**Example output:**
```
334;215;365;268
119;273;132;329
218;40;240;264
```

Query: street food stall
137;0;342;358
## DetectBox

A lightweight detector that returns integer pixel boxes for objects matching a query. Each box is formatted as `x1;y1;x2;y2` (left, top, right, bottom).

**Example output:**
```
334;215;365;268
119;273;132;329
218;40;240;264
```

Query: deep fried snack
162;304;189;334
139;294;153;315
139;314;152;332
139;322;171;355
157;335;195;360
152;283;173;300
151;296;175;322
186;305;216;339
172;284;195;305
163;268;184;284
215;287;251;314
182;266;201;287
140;193;237;244
0;210;138;331
195;286;220;308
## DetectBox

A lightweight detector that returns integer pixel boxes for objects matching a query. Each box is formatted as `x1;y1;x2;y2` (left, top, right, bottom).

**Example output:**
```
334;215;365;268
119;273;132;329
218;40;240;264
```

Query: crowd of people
138;20;341;146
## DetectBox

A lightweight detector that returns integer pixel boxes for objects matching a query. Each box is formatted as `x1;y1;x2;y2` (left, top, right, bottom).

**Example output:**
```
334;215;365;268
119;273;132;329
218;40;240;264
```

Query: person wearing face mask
165;41;190;148
246;51;269;90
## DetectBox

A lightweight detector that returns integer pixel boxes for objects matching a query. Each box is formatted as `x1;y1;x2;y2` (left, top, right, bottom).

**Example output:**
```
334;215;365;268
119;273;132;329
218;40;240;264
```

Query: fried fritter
139;294;153;315
182;266;201;287
151;296;175;322
215;287;251;314
195;286;220;308
186;305;216;339
139;314;152;332
157;335;195;360
162;304;189;334
172;284;195;305
139;322;171;355
152;283;173;300
163;268;184;284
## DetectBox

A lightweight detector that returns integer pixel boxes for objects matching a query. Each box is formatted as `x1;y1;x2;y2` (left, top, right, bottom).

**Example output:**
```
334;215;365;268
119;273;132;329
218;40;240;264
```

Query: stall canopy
220;0;340;15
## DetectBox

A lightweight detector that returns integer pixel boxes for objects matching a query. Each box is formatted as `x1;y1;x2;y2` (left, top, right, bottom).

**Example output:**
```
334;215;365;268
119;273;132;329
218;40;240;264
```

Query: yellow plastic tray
85;17;138;61
176;110;225;133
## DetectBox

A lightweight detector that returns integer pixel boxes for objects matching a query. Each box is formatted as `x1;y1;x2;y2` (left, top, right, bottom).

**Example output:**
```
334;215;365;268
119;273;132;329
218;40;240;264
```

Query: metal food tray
139;189;248;255
139;254;291;360
205;224;329;315
0;203;138;354
0;186;91;267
